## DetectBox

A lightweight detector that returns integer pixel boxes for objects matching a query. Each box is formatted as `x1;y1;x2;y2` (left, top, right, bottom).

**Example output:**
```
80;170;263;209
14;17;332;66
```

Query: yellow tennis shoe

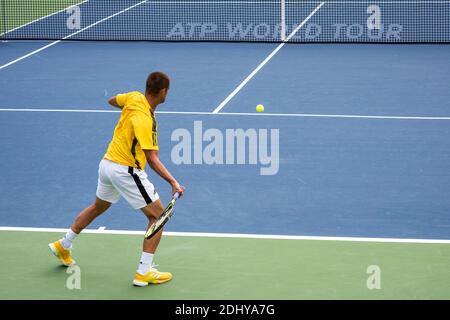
48;240;76;267
133;268;173;286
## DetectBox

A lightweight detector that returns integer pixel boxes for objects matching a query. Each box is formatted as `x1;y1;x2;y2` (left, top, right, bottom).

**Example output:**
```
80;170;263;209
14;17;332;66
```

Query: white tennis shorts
96;159;159;209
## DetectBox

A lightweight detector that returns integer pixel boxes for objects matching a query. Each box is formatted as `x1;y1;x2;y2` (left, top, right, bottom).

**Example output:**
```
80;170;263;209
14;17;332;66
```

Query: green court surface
0;230;449;300
1;0;81;33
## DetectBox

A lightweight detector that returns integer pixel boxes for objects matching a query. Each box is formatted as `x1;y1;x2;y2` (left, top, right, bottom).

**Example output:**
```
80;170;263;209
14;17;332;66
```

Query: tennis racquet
144;192;181;239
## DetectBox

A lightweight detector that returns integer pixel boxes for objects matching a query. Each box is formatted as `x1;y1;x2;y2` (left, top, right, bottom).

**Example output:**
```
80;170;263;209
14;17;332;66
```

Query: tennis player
49;72;185;286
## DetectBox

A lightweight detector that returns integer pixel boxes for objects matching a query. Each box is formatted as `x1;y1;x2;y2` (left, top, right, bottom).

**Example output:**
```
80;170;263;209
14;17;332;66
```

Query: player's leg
133;200;173;286
141;199;165;253
48;197;112;266
49;159;120;266
71;197;111;233
105;163;172;285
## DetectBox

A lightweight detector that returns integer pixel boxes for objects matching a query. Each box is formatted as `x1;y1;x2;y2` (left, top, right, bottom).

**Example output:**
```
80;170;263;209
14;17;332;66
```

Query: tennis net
1;0;449;42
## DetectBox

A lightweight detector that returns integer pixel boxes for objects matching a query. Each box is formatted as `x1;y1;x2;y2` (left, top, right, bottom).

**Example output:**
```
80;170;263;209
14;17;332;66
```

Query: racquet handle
173;186;185;200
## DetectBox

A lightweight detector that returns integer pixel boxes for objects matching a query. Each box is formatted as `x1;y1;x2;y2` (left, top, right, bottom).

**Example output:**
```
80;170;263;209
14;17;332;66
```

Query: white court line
212;2;325;114
0;108;122;113
1;108;450;120
0;1;148;71
220;111;450;120
0;0;89;37
0;226;449;244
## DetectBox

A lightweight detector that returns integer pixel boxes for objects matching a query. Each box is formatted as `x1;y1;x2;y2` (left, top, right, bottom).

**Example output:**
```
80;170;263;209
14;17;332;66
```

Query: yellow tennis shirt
104;91;158;170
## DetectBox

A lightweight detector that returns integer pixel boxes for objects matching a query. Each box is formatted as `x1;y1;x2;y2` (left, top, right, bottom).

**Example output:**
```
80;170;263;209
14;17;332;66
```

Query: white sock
137;252;154;275
61;229;78;249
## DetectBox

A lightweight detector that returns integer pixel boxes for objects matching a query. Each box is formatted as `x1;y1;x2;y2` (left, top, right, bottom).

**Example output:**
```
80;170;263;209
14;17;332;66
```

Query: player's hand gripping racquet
144;192;182;239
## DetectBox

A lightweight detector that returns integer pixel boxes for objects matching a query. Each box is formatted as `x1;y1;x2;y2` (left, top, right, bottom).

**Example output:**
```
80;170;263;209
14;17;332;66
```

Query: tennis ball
256;104;264;112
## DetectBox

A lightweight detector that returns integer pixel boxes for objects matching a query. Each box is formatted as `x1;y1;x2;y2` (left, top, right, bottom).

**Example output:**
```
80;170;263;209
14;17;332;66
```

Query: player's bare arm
108;96;122;109
144;149;185;196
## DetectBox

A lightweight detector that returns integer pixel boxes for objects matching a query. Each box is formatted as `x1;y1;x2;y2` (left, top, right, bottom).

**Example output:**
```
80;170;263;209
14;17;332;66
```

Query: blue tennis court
1;0;450;300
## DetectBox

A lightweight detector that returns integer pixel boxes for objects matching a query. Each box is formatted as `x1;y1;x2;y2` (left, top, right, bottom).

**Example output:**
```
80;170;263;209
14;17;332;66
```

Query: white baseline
1;108;450;120
0;226;449;244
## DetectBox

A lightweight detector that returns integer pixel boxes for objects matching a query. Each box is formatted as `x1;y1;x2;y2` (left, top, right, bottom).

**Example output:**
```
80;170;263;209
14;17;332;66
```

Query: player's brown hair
146;72;170;95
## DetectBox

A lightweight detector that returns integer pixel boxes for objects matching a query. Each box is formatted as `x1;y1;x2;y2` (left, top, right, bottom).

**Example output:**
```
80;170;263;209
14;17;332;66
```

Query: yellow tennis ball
256;104;264;112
